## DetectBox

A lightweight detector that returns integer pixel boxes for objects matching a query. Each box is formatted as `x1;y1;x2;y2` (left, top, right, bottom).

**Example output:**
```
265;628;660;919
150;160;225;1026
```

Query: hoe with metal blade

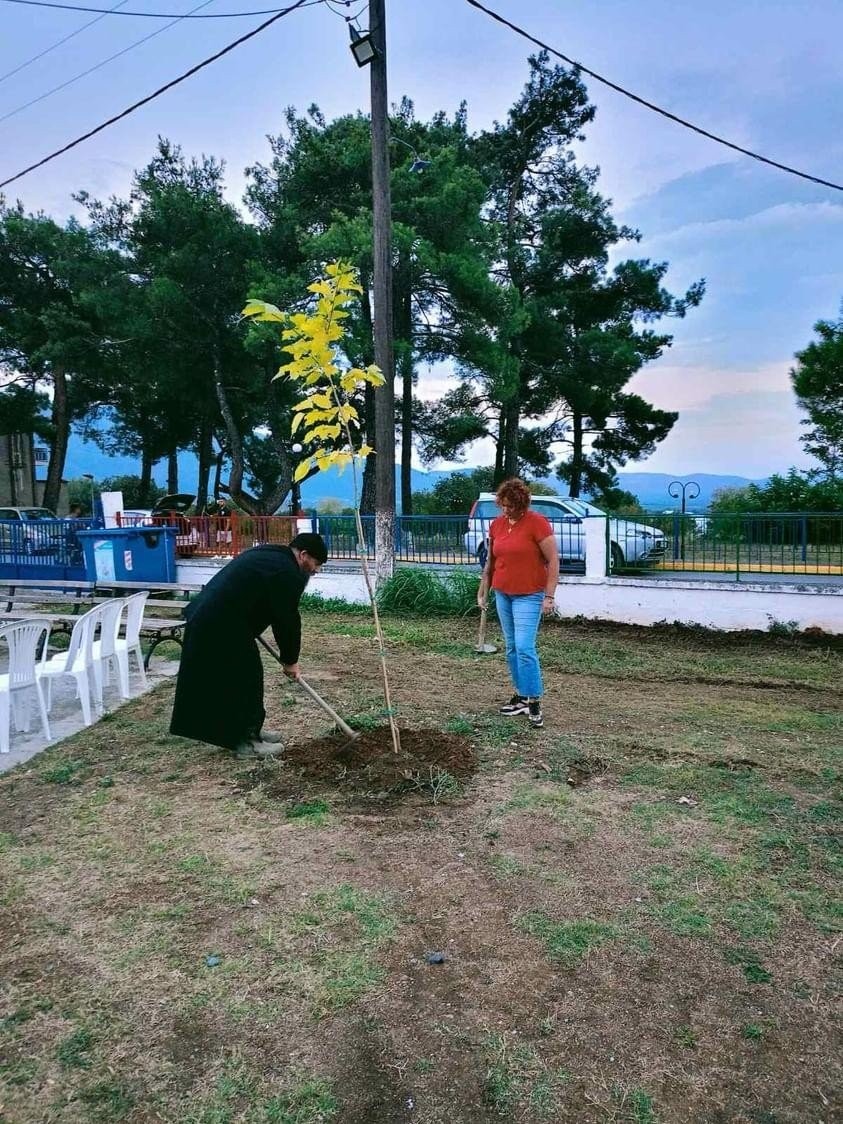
257;636;361;749
474;606;498;654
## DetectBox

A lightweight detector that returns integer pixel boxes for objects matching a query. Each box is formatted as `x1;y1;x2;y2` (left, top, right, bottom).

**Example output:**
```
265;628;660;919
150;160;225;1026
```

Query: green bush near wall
376;567;488;617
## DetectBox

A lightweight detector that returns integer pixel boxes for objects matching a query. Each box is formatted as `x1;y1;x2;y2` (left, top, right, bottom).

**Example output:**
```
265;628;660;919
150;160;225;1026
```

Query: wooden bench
0;578;207;668
0;578;96;615
94;580;205;667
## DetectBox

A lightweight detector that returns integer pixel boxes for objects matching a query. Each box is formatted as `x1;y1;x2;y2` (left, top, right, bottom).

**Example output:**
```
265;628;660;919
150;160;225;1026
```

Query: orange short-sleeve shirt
489;509;554;595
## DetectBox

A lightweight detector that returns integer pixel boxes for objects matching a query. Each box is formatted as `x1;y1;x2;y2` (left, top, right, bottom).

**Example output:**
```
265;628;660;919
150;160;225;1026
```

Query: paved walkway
0;661;178;775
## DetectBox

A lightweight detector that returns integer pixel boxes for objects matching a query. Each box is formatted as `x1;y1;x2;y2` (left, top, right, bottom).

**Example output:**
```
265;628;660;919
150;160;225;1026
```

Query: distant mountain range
64;432;762;511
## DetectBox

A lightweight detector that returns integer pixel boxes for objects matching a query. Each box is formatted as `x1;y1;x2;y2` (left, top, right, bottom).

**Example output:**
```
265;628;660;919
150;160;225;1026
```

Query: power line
0;0;218;124
0;0;131;88
1;0;315;15
0;0;314;189
464;0;843;194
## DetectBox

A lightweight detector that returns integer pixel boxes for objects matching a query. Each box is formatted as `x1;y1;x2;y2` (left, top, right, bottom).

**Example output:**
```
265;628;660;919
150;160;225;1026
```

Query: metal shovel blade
474;607;499;654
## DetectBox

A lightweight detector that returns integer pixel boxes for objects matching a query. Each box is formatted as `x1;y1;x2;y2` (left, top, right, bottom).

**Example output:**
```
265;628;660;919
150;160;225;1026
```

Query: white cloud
638;200;843;253
628;359;794;412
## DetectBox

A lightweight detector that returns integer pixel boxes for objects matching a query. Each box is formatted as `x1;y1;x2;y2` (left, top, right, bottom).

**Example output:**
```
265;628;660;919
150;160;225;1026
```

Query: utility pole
369;0;396;583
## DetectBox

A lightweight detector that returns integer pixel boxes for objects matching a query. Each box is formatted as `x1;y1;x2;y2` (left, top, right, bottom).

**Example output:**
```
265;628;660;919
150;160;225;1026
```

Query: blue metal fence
4;511;834;580
611;511;843;579
0;517;101;579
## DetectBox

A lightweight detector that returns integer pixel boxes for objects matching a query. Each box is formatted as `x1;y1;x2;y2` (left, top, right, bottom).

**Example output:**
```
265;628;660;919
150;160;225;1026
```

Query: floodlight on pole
391;135;431;173
81;473;95;515
348;22;377;67
290;442;304;515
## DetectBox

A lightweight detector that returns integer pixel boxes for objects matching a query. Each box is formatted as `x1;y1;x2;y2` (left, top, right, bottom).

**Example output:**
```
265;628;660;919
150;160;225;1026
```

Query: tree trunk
196;420;213;513
361;382;377;515
140;447;153;504
569;412;584;497
212;351;256;514
493;411;505;485
395;262;414;516
168;450;179;494
502;393;520;478
43;366;68;513
399;346;413;516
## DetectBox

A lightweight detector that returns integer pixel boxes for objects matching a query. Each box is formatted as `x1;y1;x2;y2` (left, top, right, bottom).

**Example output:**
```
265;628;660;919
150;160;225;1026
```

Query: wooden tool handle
477;606;488;647
297;676;359;741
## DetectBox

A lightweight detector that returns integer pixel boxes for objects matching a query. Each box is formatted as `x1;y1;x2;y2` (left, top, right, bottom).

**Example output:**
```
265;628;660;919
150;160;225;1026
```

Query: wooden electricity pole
369;0;396;583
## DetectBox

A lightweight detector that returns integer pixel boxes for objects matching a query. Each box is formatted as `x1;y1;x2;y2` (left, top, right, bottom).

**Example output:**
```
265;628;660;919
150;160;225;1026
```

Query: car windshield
21;509;57;521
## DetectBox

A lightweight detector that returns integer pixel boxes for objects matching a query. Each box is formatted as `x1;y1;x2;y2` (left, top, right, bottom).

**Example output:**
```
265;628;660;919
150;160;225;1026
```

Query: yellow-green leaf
293;458;313;483
242;299;286;322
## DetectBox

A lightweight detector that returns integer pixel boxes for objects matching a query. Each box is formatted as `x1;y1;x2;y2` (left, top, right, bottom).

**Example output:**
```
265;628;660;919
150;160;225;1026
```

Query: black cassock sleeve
268;570;305;665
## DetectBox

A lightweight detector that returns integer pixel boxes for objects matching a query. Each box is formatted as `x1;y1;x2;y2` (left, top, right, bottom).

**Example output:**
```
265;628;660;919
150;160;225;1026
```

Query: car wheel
610;542;624;572
477;542;488;568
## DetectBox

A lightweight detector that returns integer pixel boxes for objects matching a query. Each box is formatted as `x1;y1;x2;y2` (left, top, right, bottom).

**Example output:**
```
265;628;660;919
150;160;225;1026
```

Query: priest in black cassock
170;532;328;758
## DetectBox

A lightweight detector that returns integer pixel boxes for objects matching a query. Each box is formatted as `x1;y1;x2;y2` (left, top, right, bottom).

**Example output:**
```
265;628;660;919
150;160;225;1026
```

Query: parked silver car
464;493;666;570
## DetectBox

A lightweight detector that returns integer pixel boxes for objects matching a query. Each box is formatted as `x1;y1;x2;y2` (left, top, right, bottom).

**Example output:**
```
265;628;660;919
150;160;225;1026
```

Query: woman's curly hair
495;477;531;514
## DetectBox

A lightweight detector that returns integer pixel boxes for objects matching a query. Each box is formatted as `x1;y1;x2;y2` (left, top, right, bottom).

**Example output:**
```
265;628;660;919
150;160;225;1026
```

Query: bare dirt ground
0;614;840;1124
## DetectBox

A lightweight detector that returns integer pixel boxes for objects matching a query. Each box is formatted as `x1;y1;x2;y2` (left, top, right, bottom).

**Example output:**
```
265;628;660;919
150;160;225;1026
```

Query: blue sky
2;0;842;479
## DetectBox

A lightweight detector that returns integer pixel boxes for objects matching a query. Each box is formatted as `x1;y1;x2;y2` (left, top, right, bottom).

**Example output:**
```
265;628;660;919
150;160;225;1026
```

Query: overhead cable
1;0;312;15
0;0;131;87
464;0;843;193
0;0;313;188
0;0;218;124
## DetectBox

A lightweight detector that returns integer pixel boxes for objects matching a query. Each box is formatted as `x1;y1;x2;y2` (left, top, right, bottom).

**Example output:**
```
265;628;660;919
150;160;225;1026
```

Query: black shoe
500;694;528;715
528;699;544;728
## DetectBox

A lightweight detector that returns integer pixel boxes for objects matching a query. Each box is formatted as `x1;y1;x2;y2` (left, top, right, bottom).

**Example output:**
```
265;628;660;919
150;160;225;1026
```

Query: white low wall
179;550;843;635
555;575;843;633
177;557;371;604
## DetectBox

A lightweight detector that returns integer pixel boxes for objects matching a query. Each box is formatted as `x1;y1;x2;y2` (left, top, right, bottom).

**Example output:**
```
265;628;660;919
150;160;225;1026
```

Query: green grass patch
286;799;331;826
724;946;772;984
482;1033;566;1118
56;1026;95;1069
518;911;620;967
300;592;368;616
262;1076;339;1122
78;1080;135;1120
39;757;87;785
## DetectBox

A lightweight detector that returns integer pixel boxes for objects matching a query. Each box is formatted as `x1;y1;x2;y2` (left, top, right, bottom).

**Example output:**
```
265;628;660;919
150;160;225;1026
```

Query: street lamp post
81;473;95;518
668;480;700;561
290;442;303;516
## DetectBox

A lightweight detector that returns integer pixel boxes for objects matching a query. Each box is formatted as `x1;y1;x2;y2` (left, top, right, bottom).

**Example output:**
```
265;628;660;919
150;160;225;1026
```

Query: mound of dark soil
282;727;477;796
235;728;478;805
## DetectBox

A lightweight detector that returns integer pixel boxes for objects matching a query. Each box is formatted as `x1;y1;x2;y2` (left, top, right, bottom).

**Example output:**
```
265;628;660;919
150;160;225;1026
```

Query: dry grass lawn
0;612;840;1124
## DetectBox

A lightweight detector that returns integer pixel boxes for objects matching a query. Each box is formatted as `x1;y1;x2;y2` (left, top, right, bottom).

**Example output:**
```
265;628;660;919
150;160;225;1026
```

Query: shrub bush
376;567;488;617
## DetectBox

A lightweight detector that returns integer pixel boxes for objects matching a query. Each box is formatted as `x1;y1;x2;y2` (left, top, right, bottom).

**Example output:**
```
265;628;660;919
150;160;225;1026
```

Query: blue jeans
495;591;544;698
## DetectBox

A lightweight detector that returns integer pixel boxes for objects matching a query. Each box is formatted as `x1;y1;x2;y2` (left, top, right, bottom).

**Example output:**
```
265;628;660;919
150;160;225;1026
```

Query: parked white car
465;493;666;570
0;506;64;555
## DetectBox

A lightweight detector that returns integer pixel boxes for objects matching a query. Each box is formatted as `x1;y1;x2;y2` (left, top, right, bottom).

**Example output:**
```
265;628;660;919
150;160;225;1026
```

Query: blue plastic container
77;526;178;583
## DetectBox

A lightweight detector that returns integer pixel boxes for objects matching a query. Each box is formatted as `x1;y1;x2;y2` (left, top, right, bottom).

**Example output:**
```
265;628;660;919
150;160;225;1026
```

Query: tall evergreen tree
791;309;843;481
0;203;125;509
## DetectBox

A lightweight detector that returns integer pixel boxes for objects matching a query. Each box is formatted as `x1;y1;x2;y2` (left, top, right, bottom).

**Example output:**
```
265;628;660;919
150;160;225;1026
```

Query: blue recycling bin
77;526;178;583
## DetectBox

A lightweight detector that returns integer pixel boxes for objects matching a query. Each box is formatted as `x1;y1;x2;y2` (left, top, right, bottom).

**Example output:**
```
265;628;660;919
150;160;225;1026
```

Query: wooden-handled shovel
257;635;360;746
474;605;498;654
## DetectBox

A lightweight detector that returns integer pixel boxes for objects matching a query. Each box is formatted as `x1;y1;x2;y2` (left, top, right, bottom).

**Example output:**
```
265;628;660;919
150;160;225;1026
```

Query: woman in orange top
477;478;559;728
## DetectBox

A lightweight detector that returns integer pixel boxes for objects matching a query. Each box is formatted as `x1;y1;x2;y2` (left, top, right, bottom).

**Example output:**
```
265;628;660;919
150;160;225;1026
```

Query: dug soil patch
263;727;476;801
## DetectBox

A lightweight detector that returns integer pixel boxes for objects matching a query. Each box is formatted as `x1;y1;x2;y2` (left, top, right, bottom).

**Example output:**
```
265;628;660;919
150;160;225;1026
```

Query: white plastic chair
90;599;127;708
36;604;99;726
113;591;148;696
0;619;52;753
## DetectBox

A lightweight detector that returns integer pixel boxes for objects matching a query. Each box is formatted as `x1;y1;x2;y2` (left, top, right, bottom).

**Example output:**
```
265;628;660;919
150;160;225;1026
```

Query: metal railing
0;517;100;577
610;511;843;578
118;513;298;556
44;508;839;579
